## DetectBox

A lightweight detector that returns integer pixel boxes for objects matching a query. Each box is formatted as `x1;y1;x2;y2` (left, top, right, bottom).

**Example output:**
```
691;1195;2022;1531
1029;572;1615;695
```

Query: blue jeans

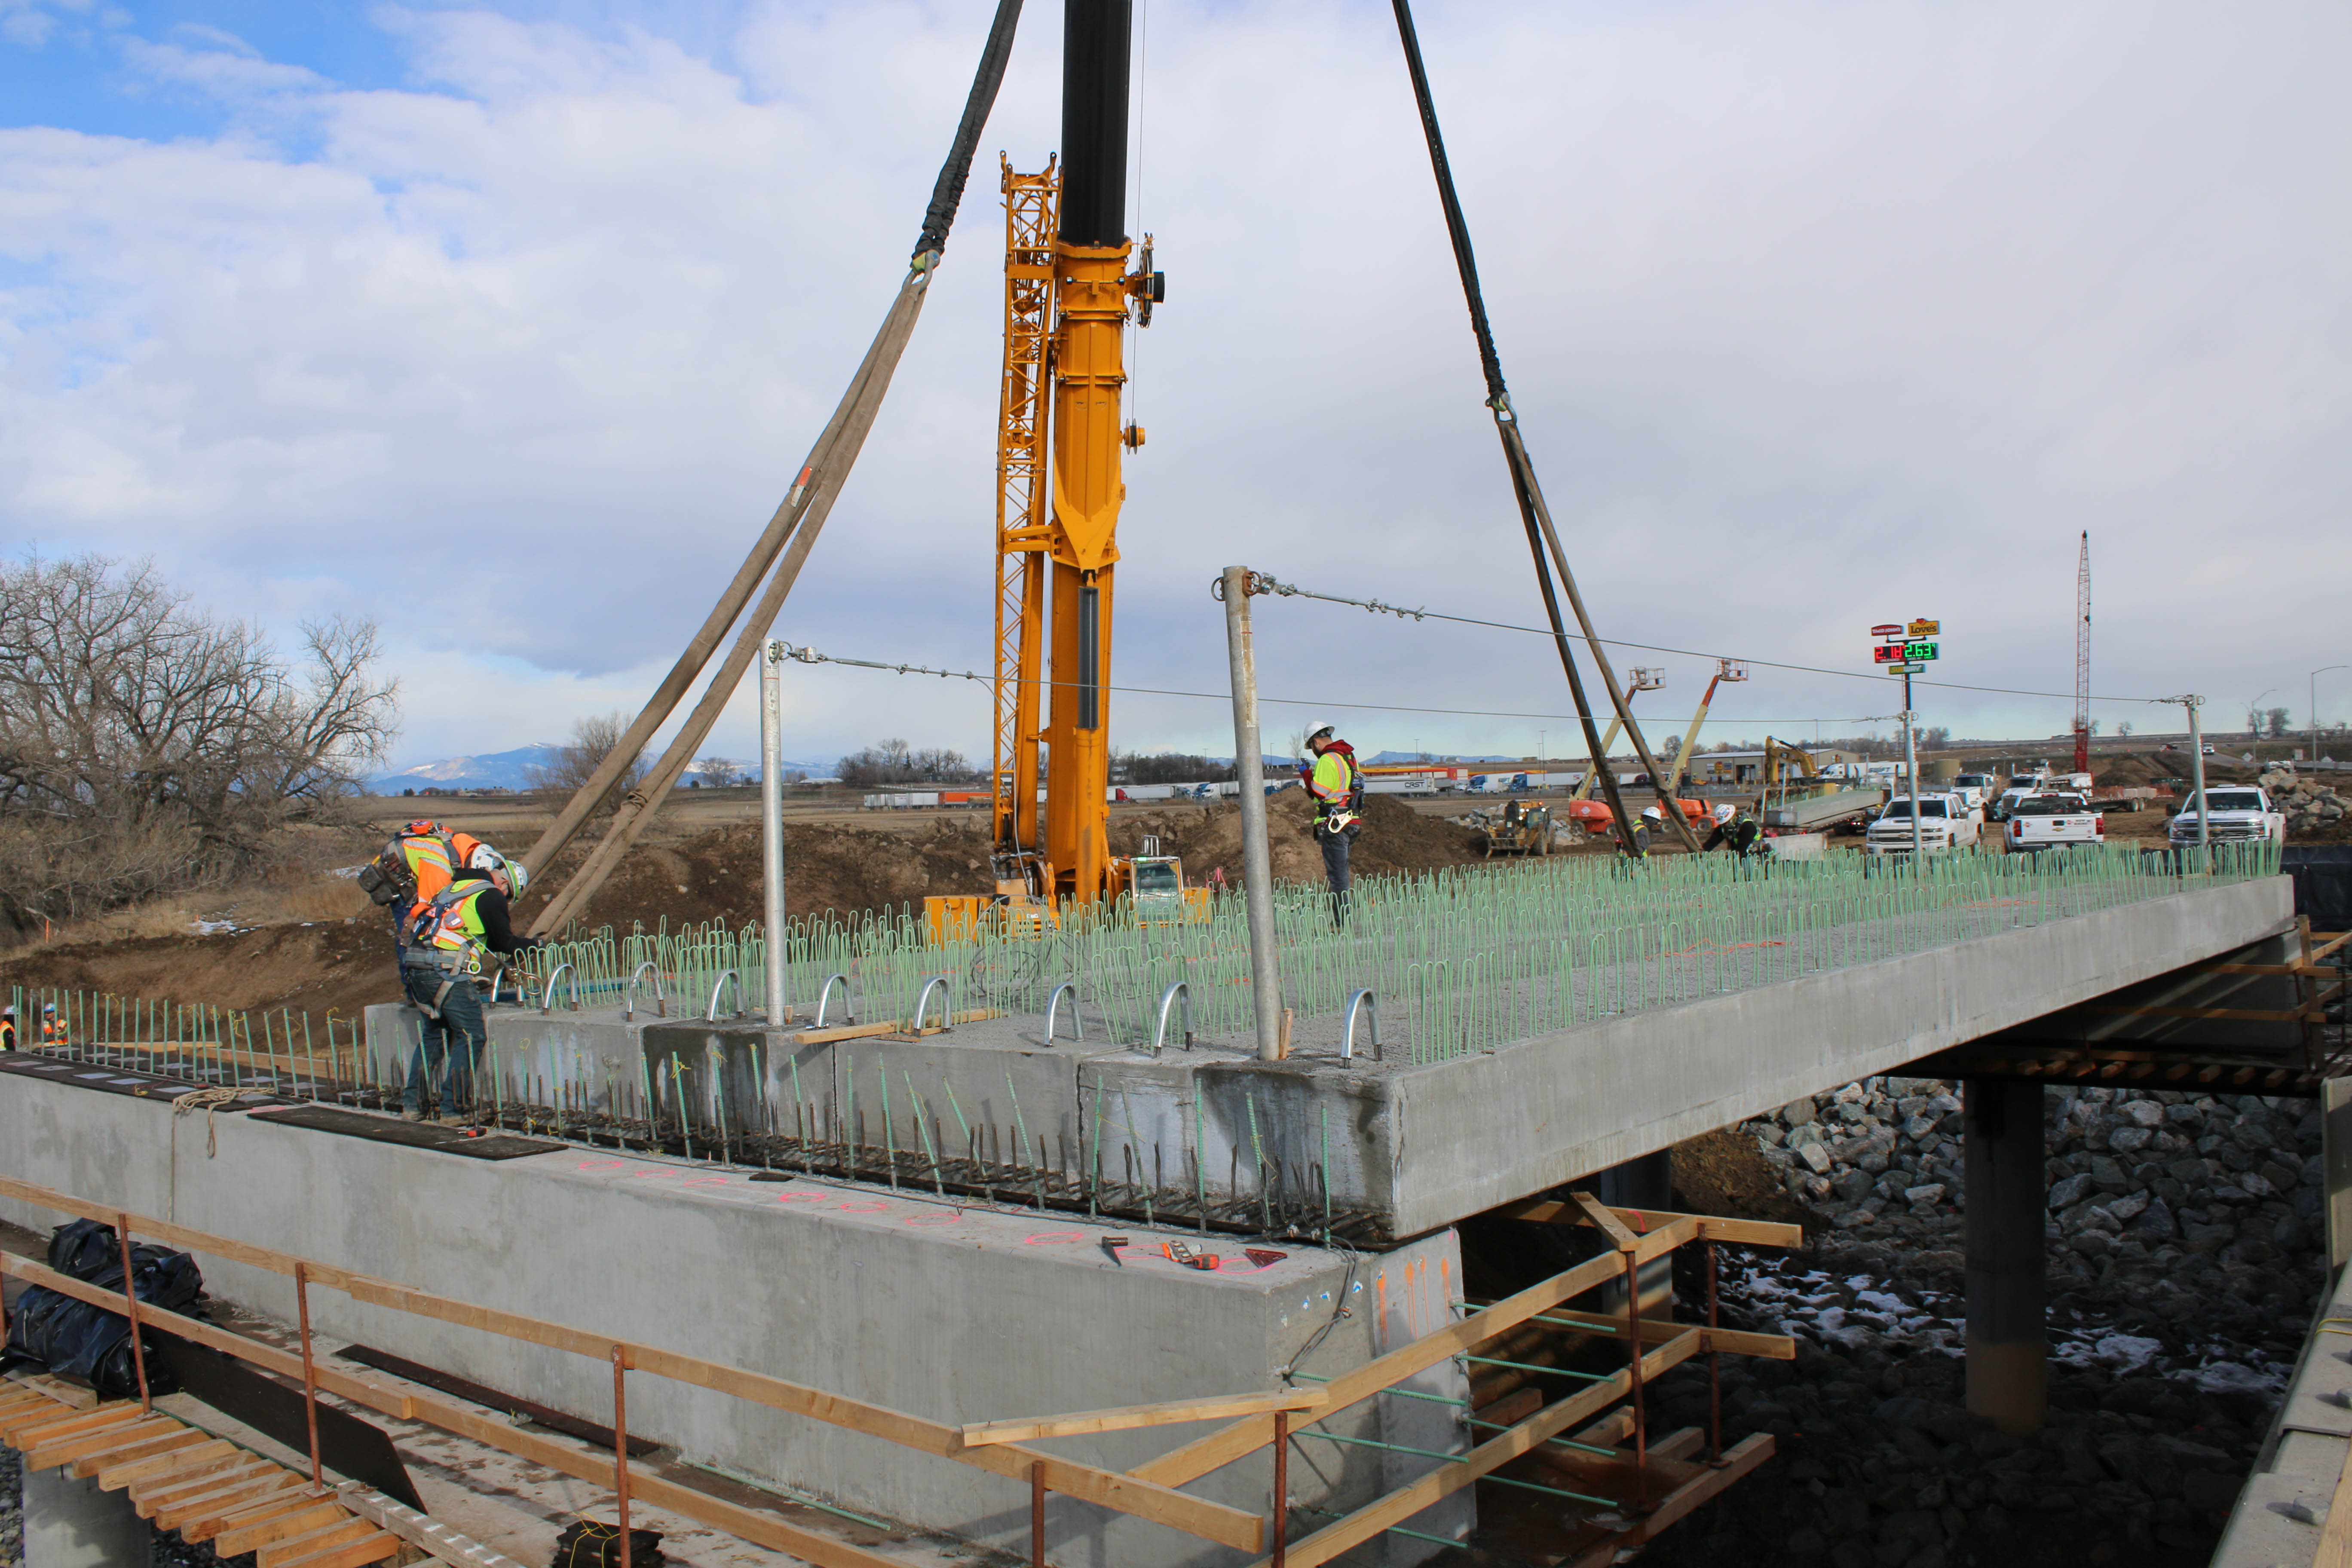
399;965;484;1117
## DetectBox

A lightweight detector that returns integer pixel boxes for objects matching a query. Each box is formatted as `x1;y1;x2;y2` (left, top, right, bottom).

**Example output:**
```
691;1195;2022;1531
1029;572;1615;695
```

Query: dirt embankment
7;920;401;1028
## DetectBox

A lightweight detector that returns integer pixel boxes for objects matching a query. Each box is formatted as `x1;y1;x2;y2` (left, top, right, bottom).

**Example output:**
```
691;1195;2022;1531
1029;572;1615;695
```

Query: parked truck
1864;793;1981;857
2167;786;2286;847
2003;791;2104;852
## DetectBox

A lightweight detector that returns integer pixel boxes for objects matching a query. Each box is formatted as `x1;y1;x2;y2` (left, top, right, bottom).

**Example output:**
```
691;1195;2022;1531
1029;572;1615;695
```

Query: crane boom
990;159;1060;879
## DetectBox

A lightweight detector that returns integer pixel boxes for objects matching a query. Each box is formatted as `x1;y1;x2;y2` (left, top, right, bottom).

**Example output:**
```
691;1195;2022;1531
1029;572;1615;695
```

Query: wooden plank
274;1532;402;1568
2313;931;2352;964
116;1445;252;1497
1485;1199;1802;1250
186;1495;331;1551
135;1457;275;1504
1132;1227;1698;1488
27;1415;182;1470
1561;1433;1775;1568
70;1426;212;1480
1509;1305;1795;1361
217;1500;352;1557
336;1483;530;1568
791;1008;1000;1045
0;1176;329;1285
1250;1330;1704;1568
961;1387;1327;1446
152;1470;302;1529
258;1517;380;1568
1571;1191;1641;1252
10;1373;100;1409
91;1435;233;1487
4;1403;141;1447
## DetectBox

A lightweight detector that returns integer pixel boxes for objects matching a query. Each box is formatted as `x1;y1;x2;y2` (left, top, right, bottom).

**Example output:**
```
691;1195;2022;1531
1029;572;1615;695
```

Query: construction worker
1304;723;1364;924
367;818;490;963
1705;803;1768;858
40;1001;65;1047
0;1006;14;1052
1629;806;1661;857
400;856;542;1121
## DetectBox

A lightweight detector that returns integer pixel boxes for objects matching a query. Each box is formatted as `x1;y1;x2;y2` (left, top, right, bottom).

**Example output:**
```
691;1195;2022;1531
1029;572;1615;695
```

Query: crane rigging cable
1387;0;1702;853
524;0;1028;936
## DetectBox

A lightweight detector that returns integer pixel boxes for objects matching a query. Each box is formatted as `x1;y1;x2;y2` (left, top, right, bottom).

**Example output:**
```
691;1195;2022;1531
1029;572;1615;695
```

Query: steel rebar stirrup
1152;982;1193;1057
1044;981;1084;1044
1342;989;1381;1061
912;976;954;1032
625;962;665;1021
540;962;582;1016
814;974;853;1027
703;971;742;1022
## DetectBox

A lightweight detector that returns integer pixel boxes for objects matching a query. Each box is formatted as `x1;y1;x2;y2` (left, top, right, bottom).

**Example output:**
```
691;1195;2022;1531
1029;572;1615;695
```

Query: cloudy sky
3;0;2347;775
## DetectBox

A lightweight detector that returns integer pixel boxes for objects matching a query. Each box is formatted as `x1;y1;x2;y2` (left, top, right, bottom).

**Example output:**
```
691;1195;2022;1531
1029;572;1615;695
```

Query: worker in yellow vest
1304;722;1365;925
399;857;542;1121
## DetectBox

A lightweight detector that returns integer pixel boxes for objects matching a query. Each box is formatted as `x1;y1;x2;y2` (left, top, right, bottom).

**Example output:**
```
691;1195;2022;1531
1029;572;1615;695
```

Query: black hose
912;0;1027;263
1388;0;1642;851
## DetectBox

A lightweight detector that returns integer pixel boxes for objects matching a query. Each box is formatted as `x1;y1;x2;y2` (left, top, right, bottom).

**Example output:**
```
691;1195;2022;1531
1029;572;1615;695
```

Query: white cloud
1;0;2347;776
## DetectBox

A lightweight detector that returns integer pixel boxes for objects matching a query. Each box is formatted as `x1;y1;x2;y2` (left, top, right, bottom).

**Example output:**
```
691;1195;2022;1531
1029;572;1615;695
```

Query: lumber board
1570;1191;1641;1252
90;1434;233;1486
337;1482;530;1568
70;1425;212;1480
1132;1228;1697;1488
274;1531;401;1568
1248;1330;1704;1567
961;1386;1327;1446
1487;1198;1802;1249
137;1460;280;1513
28;1414;181;1470
1509;1305;1796;1361
153;1470;302;1530
186;1489;330;1546
124;1450;263;1501
4;1403;141;1446
216;1500;352;1557
1561;1433;1774;1568
259;1517;381;1568
8;1372;100;1409
791;1008;1001;1044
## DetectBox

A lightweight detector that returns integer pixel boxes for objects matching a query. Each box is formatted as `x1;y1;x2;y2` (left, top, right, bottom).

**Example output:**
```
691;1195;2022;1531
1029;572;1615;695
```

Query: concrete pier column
23;1463;151;1567
1964;1076;2047;1434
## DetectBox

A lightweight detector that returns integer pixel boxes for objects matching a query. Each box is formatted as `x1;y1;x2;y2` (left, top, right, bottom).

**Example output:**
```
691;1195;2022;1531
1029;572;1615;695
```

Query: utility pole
760;643;790;1024
1903;671;1923;861
2163;695;2209;873
1221;567;1283;1061
2313;666;2346;762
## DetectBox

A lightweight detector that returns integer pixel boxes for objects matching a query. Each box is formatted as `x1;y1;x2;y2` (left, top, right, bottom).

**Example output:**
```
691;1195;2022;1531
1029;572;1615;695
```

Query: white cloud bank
2;0;2347;771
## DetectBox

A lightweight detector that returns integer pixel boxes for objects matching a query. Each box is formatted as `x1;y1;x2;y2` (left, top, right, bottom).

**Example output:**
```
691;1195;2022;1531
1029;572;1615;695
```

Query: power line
770;643;1893;729
1245;573;2186;707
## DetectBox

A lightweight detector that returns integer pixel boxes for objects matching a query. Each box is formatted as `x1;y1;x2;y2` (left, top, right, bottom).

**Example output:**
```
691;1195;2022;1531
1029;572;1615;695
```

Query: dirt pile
1108;790;1483;888
6;919;399;1026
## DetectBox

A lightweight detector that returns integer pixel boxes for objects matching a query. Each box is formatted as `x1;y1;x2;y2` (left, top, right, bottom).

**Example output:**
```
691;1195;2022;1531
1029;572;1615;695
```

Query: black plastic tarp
2286;847;2352;933
1;1219;203;1398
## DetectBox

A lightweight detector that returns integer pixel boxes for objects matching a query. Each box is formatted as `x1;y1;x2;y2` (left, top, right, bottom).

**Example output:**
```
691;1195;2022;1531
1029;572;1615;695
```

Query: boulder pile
2260;766;2347;836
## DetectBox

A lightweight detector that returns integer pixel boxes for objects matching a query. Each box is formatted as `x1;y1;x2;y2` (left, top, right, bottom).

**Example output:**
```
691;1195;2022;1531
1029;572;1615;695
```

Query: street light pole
2312;666;2346;761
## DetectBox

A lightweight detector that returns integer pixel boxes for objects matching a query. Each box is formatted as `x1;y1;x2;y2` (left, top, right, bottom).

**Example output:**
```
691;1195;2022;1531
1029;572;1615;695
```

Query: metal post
1272;1409;1289;1568
295;1262;323;1490
2186;696;2210;872
1031;1460;1047;1567
1623;1247;1647;1511
115;1216;150;1415
761;643;790;1025
1706;1239;1722;1464
1222;566;1284;1061
612;1345;634;1568
1903;669;1923;862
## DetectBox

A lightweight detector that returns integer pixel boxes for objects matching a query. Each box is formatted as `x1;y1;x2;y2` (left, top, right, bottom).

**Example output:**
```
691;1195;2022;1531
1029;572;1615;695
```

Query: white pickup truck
2003;792;2104;852
2168;786;2286;847
1865;793;1981;856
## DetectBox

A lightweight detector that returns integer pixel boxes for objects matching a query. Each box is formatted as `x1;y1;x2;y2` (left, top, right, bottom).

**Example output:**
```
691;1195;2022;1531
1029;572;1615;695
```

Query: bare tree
2267;706;2292;739
527;712;649;804
837;738;980;787
0;554;399;930
695;756;744;789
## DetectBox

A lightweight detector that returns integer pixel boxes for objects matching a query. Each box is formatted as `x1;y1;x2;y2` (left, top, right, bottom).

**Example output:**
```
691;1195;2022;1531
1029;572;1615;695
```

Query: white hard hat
1713;804;1736;824
467;843;505;871
1641;805;1664;822
1304;721;1336;745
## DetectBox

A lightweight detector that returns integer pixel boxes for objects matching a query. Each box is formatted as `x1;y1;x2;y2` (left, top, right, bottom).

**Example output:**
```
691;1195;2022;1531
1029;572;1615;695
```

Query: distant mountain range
368;746;835;795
